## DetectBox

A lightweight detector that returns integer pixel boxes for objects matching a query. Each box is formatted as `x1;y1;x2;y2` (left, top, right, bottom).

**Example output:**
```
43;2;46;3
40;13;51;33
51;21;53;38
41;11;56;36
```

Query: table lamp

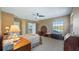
5;26;9;34
9;25;20;41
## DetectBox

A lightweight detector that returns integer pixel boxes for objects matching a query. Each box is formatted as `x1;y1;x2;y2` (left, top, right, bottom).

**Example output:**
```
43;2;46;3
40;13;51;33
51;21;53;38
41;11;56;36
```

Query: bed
20;34;41;48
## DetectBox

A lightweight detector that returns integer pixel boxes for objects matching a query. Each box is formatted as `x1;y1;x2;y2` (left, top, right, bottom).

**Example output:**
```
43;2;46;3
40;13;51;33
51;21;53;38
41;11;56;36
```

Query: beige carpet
32;37;64;51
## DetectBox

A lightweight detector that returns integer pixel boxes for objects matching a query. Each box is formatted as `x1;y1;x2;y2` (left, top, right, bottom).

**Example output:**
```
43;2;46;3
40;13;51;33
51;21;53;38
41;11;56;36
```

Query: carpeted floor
32;37;64;51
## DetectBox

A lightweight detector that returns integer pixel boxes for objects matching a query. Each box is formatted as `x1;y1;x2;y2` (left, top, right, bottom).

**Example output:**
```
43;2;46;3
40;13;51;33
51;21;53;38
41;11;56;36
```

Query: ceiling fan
32;13;45;18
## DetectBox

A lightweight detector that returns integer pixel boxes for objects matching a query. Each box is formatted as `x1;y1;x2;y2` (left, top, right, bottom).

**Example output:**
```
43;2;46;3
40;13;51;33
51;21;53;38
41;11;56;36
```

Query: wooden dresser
14;37;31;51
64;36;79;51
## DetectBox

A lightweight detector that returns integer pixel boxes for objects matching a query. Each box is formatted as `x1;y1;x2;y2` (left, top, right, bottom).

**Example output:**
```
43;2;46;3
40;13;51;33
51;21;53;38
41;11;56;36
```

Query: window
52;19;64;33
28;23;36;34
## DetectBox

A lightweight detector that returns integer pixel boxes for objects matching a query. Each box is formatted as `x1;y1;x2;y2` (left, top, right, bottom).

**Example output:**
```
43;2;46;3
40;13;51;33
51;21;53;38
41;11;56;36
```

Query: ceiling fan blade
32;13;45;18
32;14;35;16
37;13;39;16
39;15;44;17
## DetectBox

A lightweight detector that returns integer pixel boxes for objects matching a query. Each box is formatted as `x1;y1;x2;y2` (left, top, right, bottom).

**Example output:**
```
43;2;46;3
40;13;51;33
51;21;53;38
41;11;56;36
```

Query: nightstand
14;37;31;51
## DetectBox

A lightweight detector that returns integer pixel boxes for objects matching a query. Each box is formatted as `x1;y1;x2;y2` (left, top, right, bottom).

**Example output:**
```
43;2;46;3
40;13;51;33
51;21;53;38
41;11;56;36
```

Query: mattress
20;34;40;48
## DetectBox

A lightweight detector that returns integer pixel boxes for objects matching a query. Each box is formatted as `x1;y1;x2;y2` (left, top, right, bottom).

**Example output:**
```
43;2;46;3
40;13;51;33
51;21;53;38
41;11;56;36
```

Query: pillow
64;33;71;40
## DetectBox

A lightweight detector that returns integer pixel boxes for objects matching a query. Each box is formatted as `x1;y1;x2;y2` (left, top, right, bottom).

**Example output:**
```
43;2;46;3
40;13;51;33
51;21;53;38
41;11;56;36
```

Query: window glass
53;19;64;33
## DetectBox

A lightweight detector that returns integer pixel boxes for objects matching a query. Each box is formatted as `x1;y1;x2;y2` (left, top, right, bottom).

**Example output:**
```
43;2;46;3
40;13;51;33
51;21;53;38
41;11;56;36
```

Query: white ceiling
1;7;72;21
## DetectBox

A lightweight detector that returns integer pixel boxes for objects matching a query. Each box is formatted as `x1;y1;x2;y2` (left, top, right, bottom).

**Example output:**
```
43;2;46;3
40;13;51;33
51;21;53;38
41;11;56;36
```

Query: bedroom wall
64;16;70;35
21;19;28;34
37;18;53;33
71;7;79;36
1;11;36;35
1;12;14;33
14;17;29;34
14;17;36;35
0;9;1;34
25;20;36;34
37;16;70;35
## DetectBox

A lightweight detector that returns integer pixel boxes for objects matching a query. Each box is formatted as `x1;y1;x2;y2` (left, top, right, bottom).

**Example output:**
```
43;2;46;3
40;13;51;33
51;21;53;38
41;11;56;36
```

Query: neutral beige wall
1;11;70;35
37;16;70;35
15;18;35;35
1;12;14;33
14;17;29;35
0;9;1;33
21;20;36;34
1;11;36;34
21;19;27;34
71;7;79;35
37;18;53;33
64;16;70;35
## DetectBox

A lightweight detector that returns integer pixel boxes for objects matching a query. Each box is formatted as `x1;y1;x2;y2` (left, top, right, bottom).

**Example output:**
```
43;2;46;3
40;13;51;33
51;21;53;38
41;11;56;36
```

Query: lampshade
9;25;20;33
5;26;9;30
